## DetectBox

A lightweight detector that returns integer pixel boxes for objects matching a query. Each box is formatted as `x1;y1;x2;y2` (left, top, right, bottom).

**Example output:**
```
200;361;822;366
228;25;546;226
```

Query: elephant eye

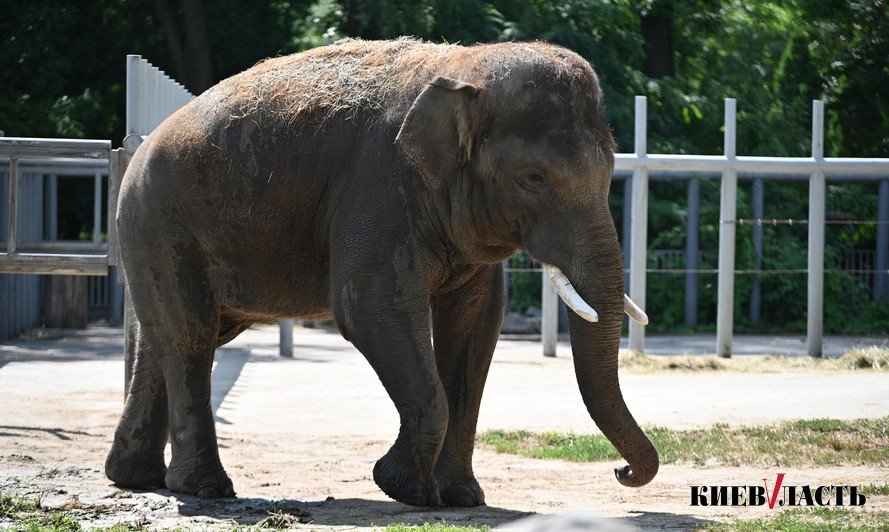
518;171;548;192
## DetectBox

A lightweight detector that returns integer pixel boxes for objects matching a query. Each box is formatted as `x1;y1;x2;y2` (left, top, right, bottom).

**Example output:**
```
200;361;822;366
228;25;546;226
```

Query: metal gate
1;55;193;341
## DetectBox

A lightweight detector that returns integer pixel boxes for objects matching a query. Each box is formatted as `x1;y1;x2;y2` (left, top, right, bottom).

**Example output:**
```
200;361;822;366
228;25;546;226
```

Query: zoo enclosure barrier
533;97;889;358
0;139;126;337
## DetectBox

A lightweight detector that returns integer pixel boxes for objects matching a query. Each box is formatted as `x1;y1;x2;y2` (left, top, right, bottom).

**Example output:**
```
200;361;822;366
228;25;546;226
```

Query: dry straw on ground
618;345;889;373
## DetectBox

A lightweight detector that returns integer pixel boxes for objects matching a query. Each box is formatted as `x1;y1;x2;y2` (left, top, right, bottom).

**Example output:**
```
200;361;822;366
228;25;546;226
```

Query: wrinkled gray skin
105;39;658;507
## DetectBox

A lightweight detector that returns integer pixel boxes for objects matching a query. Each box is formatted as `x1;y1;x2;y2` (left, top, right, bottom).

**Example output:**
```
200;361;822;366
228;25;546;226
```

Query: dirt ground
1;327;887;530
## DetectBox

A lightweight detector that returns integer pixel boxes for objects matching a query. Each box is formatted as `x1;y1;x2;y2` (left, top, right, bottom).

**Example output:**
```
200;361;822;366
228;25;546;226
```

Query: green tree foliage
0;0;885;333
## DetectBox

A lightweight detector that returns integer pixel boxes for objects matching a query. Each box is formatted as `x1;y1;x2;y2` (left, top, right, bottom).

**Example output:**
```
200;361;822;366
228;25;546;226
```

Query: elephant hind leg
105;313;169;489
111;236;233;498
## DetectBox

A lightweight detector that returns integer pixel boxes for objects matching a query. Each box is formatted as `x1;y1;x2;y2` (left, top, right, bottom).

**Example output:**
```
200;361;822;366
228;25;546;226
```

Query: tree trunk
153;0;214;94
641;3;675;78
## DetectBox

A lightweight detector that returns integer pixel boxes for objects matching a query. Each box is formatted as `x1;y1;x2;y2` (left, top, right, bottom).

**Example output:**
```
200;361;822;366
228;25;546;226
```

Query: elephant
105;37;657;507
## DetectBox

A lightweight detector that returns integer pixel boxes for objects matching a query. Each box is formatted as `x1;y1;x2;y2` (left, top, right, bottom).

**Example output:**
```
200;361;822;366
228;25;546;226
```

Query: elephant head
396;43;658;488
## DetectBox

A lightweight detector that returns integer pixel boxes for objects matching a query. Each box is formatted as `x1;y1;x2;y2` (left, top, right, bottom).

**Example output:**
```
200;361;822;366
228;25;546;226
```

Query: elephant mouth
542;264;648;325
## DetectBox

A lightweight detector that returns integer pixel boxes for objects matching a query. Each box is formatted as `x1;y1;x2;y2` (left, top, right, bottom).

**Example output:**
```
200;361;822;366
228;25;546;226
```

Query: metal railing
538;96;889;358
0;139;112;275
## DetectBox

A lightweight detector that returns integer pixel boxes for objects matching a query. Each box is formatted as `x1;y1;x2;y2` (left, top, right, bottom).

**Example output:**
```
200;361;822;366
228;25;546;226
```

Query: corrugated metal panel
1;170;44;339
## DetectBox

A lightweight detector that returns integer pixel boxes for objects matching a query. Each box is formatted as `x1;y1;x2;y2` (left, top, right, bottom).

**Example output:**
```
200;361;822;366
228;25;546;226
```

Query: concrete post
716;99;738;357
629;97;649;353
807;100;826;358
685;178;699;327
279;319;294;358
750;178;764;324
876;179;889;300
542;268;558;357
109;266;124;327
123;288;136;397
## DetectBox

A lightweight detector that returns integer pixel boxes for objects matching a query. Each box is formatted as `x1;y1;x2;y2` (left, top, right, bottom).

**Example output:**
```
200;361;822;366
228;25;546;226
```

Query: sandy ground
1;327;887;530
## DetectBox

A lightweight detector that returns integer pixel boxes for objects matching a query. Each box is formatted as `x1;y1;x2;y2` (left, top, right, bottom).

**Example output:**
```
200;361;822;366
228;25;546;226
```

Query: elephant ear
396;76;481;188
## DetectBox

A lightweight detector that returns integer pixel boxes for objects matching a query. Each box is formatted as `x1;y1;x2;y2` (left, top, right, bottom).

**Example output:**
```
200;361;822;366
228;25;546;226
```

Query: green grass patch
383;524;490;532
861;484;889;496
0;490;81;532
479;416;889;466
701;508;889;531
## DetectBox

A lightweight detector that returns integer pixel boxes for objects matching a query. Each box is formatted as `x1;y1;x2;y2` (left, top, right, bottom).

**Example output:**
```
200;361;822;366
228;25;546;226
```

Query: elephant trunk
563;219;659;488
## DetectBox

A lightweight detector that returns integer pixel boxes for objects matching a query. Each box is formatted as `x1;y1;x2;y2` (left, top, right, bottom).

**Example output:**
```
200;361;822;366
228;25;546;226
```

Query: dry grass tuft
836;345;889;370
619;345;889;373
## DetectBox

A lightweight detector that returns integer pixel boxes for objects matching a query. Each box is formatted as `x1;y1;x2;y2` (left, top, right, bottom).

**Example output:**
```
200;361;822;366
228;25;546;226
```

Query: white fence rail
123;55;194;155
537;96;889;358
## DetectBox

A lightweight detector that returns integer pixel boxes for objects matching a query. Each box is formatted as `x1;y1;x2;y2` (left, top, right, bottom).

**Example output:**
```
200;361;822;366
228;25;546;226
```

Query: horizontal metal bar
0;157;109;175
14;241;107;253
612;170;889;181
614;153;889;174
0;253;109;276
0;137;111;158
634;268;889;275
729;219;888;226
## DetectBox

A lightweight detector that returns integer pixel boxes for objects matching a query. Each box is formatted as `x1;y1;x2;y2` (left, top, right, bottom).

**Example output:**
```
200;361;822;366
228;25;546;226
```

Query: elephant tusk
545;265;598;323
624;294;649;325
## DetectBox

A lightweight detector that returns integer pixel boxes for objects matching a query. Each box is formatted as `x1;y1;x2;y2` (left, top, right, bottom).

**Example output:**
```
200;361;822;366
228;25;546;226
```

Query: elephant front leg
431;264;504;507
333;267;447;507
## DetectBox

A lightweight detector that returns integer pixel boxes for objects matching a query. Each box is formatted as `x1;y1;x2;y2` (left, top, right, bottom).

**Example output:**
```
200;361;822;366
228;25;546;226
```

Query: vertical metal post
279;319;294;357
123;287;136;397
622;176;633;305
501;259;510;302
44;174;58;240
93;172;102;244
7;157;18;254
126;55;142;136
542;268;558;357
807;100;826;357
716;99;738;357
629;96;649;352
875;179;889;300
685;178;699;327
750;178;764;325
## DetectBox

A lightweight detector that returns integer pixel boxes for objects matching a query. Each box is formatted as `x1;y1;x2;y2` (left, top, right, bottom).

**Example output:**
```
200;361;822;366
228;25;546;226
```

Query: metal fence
0;151;119;338
123;54;194;154
536;97;889;357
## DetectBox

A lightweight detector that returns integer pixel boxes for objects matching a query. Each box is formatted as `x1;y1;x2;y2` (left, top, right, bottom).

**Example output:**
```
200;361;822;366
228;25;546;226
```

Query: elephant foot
105;450;167;490
165;462;235;499
373;446;441;507
439;476;485;507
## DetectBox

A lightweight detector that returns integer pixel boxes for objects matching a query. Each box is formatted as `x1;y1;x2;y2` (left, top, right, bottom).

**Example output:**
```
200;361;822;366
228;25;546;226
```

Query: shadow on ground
618;510;718;530
164;492;531;528
156;491;720;529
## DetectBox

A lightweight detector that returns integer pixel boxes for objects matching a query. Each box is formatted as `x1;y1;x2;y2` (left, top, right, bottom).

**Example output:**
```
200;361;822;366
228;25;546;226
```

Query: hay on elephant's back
234;38;456;124
218;37;597;126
